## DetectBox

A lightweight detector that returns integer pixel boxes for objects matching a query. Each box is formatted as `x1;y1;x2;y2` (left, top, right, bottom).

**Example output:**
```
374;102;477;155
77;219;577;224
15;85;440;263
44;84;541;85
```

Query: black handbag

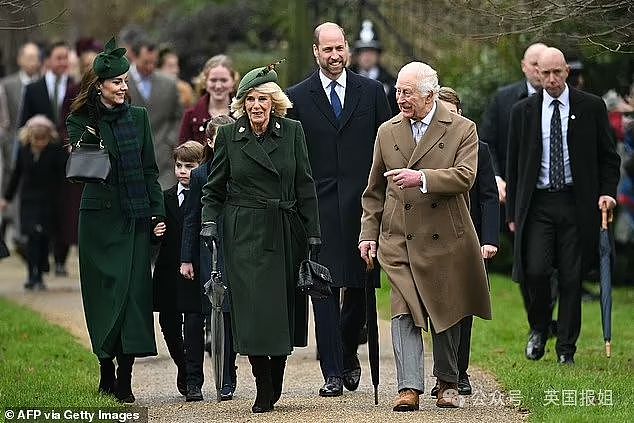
65;126;111;184
297;250;333;300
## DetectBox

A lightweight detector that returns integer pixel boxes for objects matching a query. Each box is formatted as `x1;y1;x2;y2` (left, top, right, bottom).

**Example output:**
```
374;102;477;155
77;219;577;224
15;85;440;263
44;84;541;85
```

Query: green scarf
98;102;151;219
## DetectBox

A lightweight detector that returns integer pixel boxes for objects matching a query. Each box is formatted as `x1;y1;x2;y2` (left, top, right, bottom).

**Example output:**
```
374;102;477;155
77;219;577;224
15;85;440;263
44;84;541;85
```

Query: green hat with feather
236;59;286;100
93;36;129;79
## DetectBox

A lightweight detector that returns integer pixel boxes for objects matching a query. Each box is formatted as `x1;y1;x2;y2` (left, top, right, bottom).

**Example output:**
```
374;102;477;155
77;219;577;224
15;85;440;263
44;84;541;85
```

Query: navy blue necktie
549;99;565;191
329;81;342;119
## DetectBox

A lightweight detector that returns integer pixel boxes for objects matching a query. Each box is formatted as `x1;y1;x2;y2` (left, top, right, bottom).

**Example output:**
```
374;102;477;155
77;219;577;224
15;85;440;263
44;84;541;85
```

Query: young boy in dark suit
152;141;206;401
433;87;500;397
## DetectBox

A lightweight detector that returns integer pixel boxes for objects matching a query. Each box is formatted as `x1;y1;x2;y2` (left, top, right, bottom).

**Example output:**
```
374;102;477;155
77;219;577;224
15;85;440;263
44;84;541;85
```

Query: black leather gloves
200;221;218;249
308;237;321;260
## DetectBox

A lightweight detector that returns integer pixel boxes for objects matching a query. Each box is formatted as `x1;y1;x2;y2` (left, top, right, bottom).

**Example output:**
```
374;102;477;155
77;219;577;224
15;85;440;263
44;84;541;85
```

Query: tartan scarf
98;101;150;218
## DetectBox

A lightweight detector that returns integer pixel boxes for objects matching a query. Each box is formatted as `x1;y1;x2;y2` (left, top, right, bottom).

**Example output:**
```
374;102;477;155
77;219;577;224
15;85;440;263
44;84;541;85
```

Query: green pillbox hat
93;37;130;79
235;60;286;100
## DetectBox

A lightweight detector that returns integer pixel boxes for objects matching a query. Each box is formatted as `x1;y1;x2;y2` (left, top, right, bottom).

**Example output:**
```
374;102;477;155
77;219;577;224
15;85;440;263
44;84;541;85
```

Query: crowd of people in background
0;18;631;414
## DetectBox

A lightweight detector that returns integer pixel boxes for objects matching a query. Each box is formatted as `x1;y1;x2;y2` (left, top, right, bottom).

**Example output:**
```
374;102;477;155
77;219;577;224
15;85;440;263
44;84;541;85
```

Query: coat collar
307;70;363;130
165;185;181;222
232;114;283;175
388;101;452;167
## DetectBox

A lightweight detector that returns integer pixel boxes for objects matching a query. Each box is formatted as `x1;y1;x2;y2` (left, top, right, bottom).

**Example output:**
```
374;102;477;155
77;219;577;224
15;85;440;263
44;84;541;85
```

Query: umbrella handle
601;206;612;230
605;341;611;358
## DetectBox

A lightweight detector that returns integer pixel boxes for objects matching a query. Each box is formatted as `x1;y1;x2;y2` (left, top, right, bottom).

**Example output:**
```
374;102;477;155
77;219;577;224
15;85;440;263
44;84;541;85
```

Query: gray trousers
391;314;461;392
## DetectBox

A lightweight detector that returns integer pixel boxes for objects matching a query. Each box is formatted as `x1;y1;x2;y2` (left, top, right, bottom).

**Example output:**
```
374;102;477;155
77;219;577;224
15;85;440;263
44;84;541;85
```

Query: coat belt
226;195;300;251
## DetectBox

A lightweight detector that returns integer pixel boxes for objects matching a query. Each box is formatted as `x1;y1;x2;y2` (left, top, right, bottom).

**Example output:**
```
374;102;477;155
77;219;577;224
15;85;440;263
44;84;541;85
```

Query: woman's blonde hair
230;82;292;118
193;54;239;98
19;115;58;145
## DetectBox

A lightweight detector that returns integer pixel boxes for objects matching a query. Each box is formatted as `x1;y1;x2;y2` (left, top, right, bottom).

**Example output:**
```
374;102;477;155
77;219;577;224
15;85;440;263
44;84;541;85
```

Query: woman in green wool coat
201;65;321;413
66;37;164;403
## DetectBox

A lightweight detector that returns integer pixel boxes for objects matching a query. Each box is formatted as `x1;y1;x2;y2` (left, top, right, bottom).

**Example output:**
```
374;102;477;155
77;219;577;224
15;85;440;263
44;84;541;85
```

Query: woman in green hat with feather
200;64;321;413
67;37;165;403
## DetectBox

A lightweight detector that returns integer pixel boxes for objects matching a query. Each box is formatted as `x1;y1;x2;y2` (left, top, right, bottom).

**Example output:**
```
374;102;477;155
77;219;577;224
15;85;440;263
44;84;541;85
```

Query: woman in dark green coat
201;65;320;413
66;38;164;403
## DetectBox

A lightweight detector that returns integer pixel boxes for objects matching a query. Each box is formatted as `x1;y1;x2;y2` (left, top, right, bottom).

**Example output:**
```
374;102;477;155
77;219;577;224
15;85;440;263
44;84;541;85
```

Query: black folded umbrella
365;259;380;405
599;206;614;358
0;218;9;260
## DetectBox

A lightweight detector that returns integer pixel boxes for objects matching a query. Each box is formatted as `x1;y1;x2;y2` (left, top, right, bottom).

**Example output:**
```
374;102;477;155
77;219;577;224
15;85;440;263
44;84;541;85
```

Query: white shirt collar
177;182;188;196
542;83;569;108
526;81;538;96
19;70;38;86
319;69;347;91
45;70;66;84
129;65;150;82
410;100;437;127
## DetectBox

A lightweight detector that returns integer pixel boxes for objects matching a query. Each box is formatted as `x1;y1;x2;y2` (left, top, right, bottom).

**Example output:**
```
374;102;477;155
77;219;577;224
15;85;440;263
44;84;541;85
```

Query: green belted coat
67;106;164;359
201;115;320;356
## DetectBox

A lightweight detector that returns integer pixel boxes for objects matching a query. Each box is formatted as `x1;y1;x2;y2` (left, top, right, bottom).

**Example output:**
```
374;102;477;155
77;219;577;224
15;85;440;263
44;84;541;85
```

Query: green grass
0;298;120;408
378;273;634;422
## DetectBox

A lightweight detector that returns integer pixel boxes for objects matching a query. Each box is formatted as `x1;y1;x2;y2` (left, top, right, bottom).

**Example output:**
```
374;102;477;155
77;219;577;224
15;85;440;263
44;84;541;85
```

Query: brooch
275;122;281;129
239;127;245;133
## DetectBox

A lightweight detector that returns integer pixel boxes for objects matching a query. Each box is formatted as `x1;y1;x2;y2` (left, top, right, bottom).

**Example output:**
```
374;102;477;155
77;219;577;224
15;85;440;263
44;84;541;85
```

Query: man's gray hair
399;62;440;97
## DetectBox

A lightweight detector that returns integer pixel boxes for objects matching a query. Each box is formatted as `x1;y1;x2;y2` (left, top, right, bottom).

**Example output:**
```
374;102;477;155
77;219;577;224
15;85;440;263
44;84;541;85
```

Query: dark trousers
159;311;205;387
26;228;49;283
523;190;582;356
312;286;365;379
53;241;69;267
430;321;462;383
457;316;473;375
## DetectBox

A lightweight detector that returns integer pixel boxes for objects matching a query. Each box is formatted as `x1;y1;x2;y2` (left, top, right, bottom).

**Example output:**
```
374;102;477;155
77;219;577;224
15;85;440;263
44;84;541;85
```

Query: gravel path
0;252;527;422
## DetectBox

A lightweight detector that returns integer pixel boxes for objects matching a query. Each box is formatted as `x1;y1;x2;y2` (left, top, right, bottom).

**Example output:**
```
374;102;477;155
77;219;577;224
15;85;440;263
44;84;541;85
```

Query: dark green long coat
202;115;320;356
67;106;164;359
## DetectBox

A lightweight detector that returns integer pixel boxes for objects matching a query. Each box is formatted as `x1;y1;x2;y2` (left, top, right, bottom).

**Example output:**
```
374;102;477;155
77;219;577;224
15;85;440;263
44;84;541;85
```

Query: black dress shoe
342;368;361;391
525;331;546;360
251;403;273;413
457;374;472;395
176;367;187;396
186;385;203;402
318;376;343;397
55;264;68;277
220;384;234;401
558;354;575;365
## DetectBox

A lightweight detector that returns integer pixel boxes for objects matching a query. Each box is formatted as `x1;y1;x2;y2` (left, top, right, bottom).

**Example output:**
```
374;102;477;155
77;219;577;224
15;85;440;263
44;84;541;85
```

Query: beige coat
360;102;492;332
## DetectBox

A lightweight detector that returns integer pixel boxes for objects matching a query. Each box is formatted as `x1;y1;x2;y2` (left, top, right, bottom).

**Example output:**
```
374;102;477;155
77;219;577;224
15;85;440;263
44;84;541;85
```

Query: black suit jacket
469;142;499;247
287;70;391;287
153;185;209;313
20;76;74;135
479;80;529;178
506;87;621;281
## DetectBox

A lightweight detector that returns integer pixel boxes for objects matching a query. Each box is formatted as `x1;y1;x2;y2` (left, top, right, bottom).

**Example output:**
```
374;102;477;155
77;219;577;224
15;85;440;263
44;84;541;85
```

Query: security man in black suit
287;22;391;397
506;48;620;365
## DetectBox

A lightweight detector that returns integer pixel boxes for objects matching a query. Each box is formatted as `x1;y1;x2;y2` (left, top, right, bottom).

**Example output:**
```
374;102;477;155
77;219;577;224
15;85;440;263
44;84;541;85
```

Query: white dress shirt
412;101;437;193
538;84;573;189
177;183;189;207
319;69;346;108
45;70;67;105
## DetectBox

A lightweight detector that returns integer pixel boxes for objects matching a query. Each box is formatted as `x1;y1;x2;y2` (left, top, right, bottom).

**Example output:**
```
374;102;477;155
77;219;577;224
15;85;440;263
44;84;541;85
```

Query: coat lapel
234;117;279;175
261;116;283;156
408;102;450;168
166;187;180;222
390;116;415;164
308;72;339;128
338;71;362;130
567;87;584;174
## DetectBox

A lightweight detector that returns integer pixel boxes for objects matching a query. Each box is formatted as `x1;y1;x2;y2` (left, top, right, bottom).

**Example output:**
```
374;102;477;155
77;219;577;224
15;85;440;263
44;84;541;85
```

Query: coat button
394;145;399;151
405;203;412;210
406;234;413;240
432;233;439;240
105;201;111;208
431;202;438;208
439;142;444;148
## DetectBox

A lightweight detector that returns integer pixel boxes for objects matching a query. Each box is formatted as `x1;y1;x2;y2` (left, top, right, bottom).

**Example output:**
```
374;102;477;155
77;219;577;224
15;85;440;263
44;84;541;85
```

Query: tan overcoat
360;102;492;332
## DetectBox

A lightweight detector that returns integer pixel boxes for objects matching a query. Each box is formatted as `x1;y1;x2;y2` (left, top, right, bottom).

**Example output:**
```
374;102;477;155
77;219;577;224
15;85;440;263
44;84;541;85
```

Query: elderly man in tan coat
359;62;491;410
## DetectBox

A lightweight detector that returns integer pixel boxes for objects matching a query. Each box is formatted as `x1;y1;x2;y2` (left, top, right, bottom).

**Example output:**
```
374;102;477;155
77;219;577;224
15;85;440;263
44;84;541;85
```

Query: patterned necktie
412;121;424;144
549;99;565;191
329;81;342;119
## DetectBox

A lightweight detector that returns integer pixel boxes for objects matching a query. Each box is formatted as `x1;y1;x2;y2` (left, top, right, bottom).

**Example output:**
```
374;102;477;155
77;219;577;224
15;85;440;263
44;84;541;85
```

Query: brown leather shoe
393;389;419;412
436;381;463;408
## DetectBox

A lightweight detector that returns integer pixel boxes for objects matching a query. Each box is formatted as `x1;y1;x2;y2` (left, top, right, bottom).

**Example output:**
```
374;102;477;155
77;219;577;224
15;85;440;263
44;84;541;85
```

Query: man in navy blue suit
287;22;391;397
